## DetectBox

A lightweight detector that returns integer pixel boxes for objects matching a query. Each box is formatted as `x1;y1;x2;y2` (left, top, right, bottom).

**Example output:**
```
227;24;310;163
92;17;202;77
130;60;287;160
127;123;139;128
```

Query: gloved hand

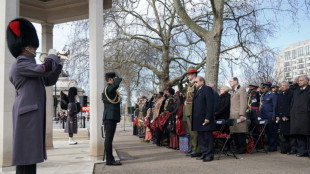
48;49;57;55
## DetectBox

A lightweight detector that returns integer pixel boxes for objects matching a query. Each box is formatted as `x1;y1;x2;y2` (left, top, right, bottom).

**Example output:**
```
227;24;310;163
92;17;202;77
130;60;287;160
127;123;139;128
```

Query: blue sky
268;19;310;51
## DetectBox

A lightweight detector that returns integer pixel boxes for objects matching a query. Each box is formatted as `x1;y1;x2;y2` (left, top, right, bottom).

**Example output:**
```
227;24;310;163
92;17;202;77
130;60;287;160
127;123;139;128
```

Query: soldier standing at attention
185;67;201;157
102;72;122;166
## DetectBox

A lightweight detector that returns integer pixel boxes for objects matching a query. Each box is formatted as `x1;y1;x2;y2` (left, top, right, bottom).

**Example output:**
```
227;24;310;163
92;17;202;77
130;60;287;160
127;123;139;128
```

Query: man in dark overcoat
192;76;215;162
275;81;296;154
7;18;62;174
102;72;122;165
290;75;310;158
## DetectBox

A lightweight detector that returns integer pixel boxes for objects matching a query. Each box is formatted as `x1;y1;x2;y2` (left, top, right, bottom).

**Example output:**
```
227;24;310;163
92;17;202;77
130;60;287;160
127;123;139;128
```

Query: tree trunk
125;82;131;116
159;47;171;90
205;38;221;90
204;1;224;90
173;0;224;90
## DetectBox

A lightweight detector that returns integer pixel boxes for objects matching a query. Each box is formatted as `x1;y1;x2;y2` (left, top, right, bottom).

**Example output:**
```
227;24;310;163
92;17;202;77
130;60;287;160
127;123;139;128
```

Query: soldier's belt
186;100;192;104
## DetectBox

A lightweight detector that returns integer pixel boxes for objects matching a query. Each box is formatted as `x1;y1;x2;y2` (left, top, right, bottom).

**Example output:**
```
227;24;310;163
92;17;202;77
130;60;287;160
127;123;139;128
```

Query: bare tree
173;0;310;89
105;0;207;90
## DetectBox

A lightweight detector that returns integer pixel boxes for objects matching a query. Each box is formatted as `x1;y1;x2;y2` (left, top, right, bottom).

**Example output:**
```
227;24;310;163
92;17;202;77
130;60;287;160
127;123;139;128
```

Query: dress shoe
185;152;192;156
106;161;122;166
196;155;206;160
296;153;307;157
203;157;214;162
190;152;202;158
287;150;296;155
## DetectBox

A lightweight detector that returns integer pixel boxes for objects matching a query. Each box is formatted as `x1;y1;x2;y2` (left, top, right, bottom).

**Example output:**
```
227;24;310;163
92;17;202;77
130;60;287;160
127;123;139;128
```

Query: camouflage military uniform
185;82;200;153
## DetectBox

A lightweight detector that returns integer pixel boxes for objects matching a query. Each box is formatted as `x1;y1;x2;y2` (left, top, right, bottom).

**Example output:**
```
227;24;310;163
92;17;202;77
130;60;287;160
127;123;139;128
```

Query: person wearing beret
7;18;62;174
259;82;278;152
184;67;201;157
102;72;122;165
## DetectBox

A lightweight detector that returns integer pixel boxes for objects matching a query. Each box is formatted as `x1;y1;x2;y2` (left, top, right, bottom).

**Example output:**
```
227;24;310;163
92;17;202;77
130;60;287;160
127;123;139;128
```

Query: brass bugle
37;50;70;57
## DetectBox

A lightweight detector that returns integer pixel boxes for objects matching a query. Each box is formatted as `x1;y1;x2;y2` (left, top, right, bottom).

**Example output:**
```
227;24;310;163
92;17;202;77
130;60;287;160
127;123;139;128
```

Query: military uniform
259;89;278;151
185;82;200;153
102;73;122;165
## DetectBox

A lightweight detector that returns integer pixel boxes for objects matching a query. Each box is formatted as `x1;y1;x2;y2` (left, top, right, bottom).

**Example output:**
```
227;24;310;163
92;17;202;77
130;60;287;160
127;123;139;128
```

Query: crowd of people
132;67;310;162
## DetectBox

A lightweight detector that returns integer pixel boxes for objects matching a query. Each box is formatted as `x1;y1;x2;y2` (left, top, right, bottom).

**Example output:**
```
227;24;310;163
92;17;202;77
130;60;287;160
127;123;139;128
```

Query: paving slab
94;130;310;174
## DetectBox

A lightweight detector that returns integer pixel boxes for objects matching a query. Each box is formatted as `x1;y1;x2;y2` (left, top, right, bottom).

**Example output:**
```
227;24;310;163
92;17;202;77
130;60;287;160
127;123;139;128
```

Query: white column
0;0;19;168
89;0;104;156
41;23;54;148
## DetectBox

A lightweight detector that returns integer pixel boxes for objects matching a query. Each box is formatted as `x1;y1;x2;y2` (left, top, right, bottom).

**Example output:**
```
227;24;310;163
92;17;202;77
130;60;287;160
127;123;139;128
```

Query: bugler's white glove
48;49;57;55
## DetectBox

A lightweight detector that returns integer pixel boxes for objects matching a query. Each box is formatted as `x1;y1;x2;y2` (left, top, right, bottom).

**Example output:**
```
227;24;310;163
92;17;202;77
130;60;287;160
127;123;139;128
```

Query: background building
275;40;310;82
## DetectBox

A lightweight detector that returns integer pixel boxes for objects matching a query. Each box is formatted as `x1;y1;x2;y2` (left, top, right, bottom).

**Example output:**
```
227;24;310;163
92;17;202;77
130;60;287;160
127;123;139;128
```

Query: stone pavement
95;130;310;174
1;122;310;174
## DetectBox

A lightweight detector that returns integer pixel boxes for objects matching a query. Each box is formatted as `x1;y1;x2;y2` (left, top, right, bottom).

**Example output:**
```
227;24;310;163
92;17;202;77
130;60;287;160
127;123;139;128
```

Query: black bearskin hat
68;87;78;102
6;18;39;58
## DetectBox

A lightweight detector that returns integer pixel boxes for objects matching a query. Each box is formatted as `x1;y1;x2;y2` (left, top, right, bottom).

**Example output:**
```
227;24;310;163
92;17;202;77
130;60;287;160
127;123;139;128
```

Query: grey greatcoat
9;54;62;166
64;102;78;134
229;86;248;133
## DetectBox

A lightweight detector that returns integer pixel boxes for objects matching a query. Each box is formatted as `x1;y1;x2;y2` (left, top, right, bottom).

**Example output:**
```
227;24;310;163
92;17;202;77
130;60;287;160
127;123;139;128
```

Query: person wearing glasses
192;76;215;162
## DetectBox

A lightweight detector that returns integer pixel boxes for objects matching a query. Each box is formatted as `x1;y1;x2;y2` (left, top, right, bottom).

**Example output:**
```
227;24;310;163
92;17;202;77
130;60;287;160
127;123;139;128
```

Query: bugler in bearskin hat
7;17;63;171
7;18;39;58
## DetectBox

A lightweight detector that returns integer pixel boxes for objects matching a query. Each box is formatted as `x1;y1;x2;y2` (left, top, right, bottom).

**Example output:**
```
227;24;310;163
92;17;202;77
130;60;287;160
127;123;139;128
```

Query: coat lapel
194;85;204;99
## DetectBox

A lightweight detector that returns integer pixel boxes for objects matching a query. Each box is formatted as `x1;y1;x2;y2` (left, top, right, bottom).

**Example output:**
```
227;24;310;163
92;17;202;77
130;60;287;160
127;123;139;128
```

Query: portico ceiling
20;0;112;24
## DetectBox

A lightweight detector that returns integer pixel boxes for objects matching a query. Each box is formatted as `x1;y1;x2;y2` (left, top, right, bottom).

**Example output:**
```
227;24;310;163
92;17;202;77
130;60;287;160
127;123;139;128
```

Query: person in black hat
7;18;62;174
259;82;278;152
102;72;122;165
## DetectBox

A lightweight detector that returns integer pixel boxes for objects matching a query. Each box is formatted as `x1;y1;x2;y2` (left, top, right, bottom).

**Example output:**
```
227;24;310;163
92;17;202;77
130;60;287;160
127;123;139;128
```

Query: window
298;70;304;75
287;78;292;82
307;63;310;67
285;51;291;60
284;62;290;67
298;58;304;63
292;50;297;59
297;64;304;69
298;47;304;57
306;46;310;55
292;61;296;64
307;57;310;61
